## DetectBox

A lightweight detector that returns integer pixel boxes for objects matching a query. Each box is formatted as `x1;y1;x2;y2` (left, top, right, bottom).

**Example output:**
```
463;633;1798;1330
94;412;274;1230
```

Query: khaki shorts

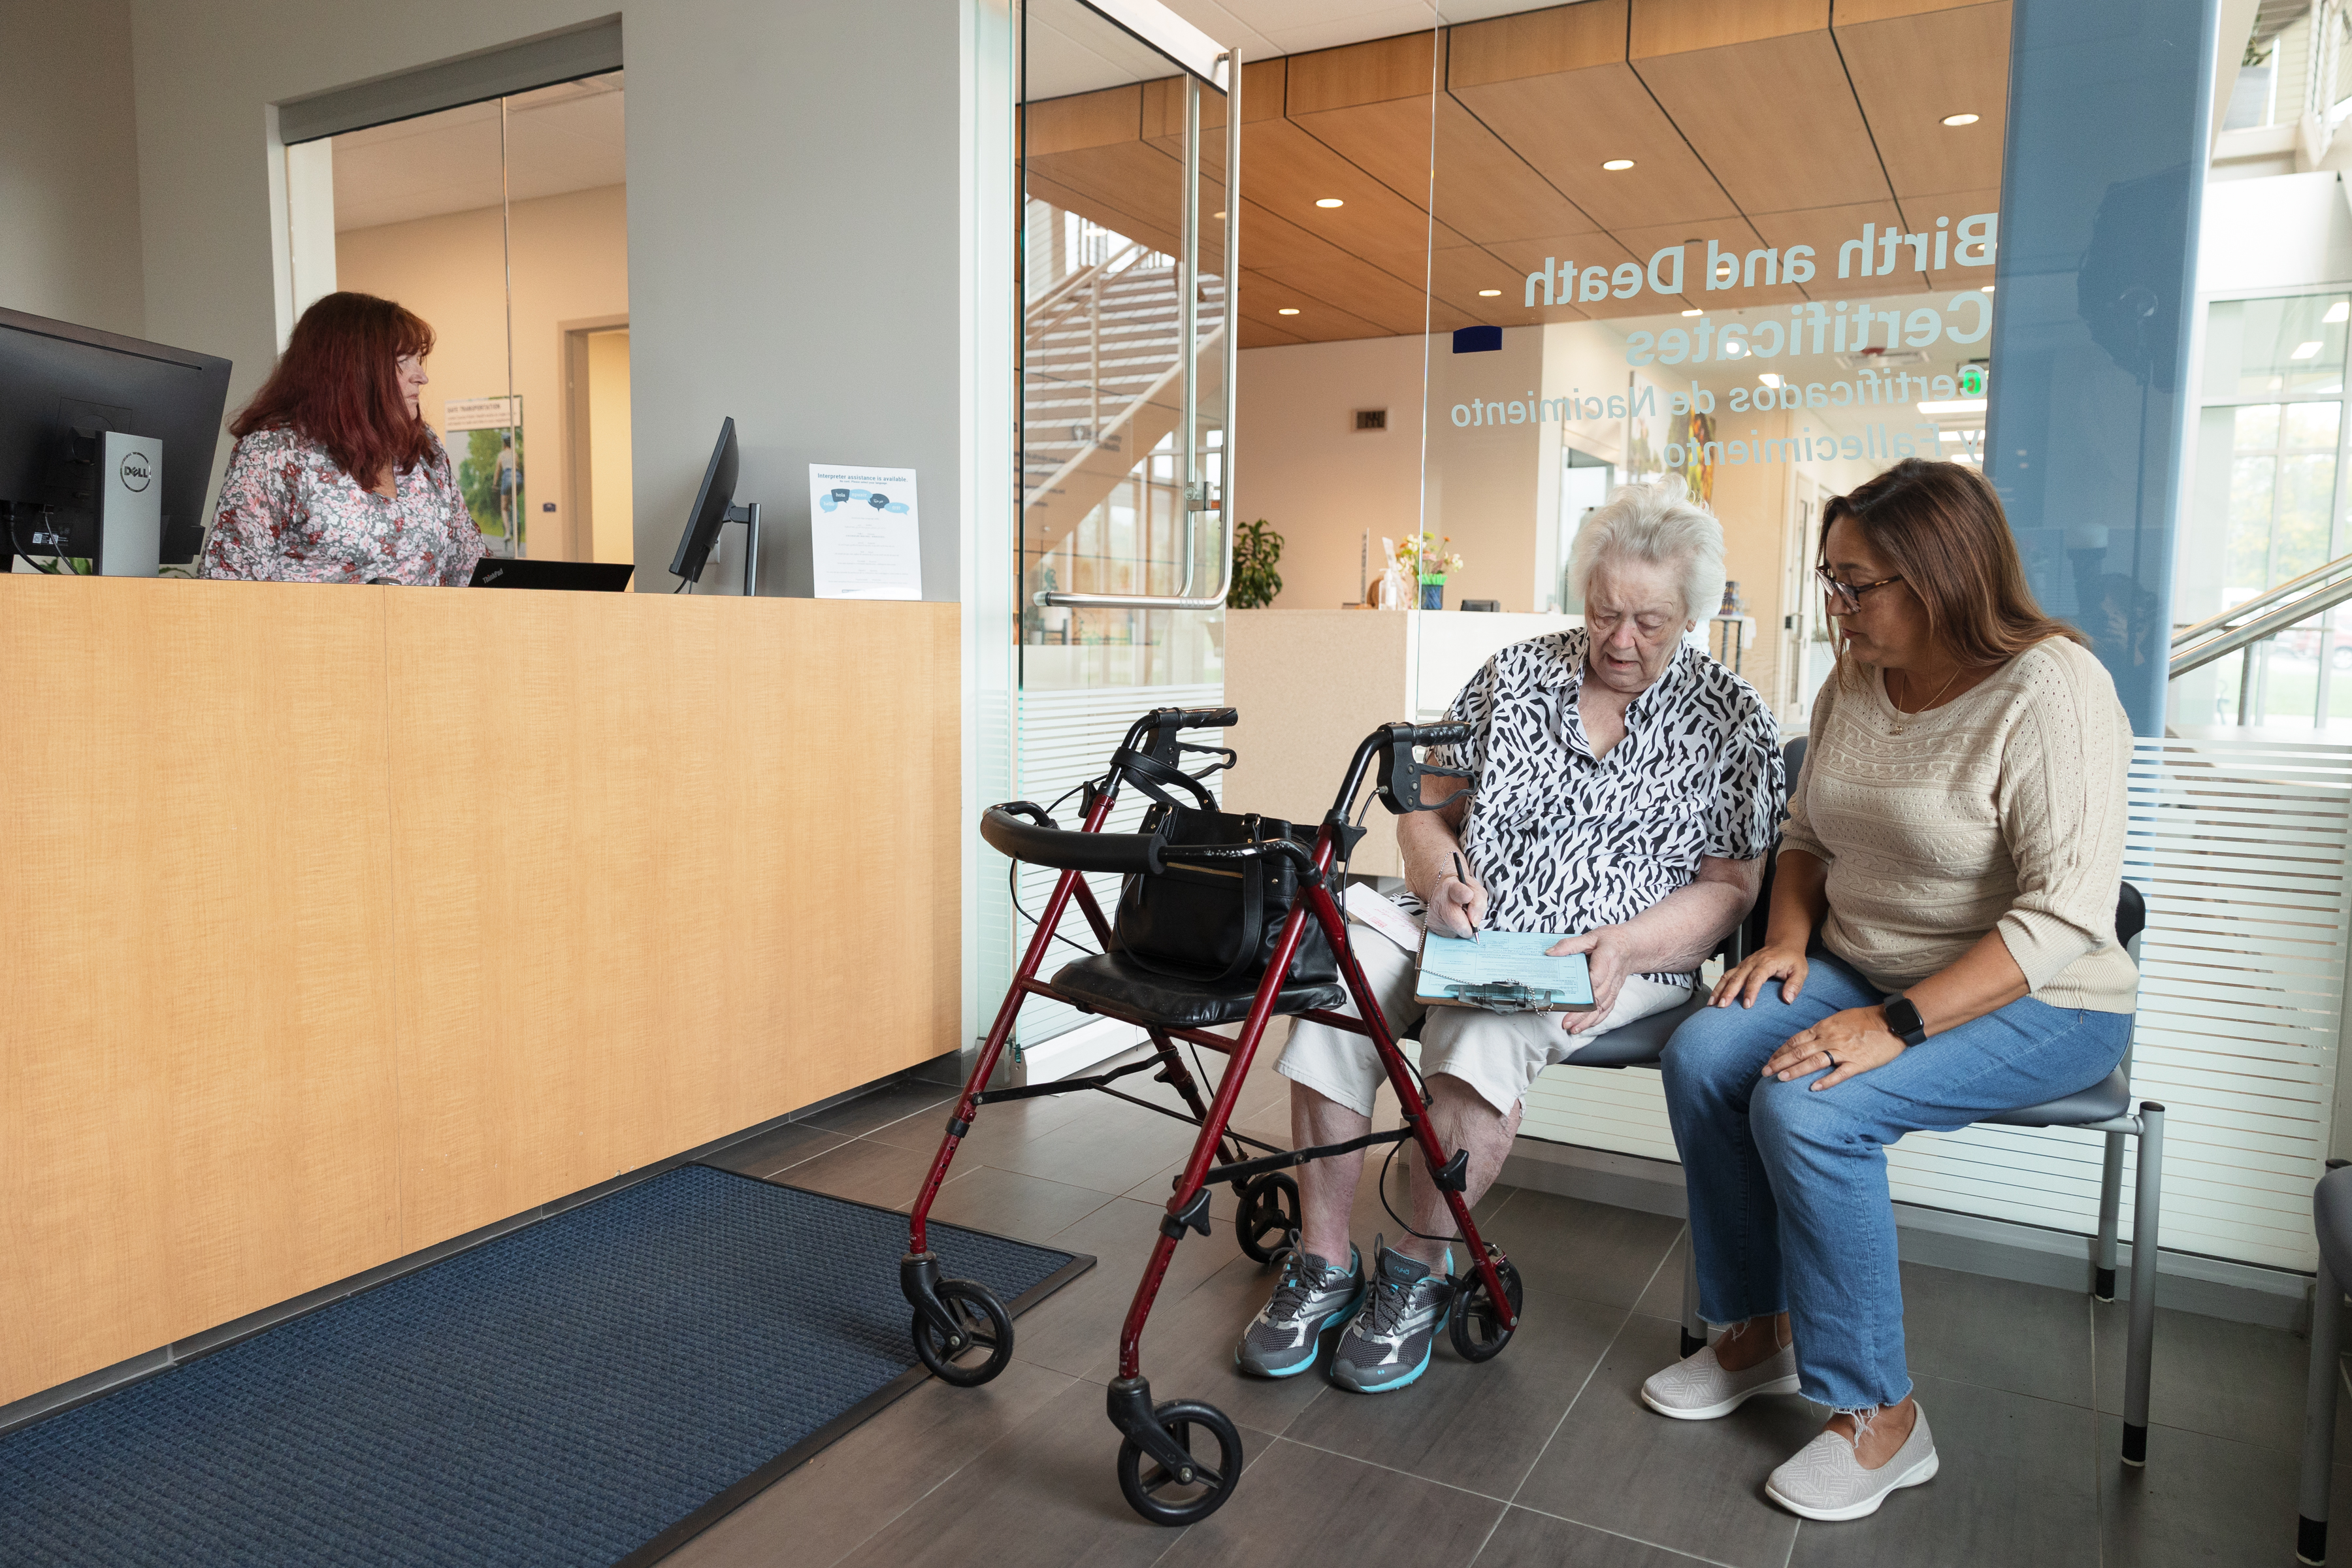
1276;931;1694;1117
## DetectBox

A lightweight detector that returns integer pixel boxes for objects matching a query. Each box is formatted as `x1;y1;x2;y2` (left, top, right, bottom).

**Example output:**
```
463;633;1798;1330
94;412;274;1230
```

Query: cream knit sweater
1782;636;2138;1014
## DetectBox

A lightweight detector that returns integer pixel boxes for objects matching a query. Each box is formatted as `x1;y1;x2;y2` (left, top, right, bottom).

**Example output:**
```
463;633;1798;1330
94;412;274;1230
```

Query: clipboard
1414;931;1597;1013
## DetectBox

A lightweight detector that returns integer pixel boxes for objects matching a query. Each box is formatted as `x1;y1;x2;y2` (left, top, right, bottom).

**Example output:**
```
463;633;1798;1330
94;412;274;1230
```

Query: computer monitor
668;416;739;585
0;307;231;568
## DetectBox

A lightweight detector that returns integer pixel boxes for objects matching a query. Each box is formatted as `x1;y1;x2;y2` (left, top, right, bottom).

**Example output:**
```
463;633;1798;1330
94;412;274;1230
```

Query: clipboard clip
1446;981;1565;1014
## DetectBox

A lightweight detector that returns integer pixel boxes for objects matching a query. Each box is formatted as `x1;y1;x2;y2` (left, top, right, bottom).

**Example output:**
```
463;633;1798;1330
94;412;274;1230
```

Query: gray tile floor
679;1040;2341;1568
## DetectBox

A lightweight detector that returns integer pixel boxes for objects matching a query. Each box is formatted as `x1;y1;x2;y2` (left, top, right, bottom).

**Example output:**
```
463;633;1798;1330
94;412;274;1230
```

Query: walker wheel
1447;1255;1524;1364
911;1279;1013;1387
1235;1172;1301;1264
1115;1399;1244;1525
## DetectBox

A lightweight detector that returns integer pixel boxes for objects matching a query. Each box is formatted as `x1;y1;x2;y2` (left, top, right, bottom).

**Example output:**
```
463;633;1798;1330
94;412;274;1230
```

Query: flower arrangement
1376;532;1465;610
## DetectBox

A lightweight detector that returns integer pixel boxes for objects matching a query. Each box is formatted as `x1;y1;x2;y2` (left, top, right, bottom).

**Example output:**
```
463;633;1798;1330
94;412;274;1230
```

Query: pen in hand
1452;850;1480;942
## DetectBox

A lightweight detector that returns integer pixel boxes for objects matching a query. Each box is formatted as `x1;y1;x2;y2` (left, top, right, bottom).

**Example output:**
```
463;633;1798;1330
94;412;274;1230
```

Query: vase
1377;572;1408;610
1420;575;1446;611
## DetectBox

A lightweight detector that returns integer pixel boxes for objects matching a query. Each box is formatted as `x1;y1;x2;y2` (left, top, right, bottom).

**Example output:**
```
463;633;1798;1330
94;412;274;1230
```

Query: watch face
1886;998;1925;1040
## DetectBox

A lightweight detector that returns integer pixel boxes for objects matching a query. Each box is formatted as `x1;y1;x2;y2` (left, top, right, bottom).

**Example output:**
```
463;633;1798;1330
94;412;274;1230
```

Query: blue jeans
1661;950;2132;1410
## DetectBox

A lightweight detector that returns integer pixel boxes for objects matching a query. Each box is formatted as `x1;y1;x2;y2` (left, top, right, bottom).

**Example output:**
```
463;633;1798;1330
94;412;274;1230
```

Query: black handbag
1111;804;1339;988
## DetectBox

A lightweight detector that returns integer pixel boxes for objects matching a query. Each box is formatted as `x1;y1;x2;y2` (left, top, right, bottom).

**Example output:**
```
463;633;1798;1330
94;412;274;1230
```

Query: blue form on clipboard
1416;932;1595;1012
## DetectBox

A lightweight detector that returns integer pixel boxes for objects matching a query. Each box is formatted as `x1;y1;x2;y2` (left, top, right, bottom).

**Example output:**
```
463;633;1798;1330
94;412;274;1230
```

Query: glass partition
295;71;629;566
1018;0;1230;691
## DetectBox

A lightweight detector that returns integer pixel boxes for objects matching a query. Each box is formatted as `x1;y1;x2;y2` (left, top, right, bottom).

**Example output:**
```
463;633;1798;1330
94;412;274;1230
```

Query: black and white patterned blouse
1432;630;1784;987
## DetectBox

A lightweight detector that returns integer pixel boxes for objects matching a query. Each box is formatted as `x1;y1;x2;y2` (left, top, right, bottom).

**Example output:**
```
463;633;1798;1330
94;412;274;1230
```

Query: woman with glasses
201;292;482;585
1642;458;2136;1522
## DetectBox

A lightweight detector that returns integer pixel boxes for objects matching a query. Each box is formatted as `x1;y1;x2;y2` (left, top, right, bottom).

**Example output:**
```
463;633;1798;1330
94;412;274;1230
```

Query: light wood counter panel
0;579;958;1406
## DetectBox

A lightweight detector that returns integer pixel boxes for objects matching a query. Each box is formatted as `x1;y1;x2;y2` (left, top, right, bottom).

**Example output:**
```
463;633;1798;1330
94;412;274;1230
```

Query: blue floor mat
0;1163;1085;1567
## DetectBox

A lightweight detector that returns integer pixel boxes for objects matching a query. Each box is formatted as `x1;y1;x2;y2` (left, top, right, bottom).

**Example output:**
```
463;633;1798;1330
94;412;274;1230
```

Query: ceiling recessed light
2293;340;2325;359
1918;399;1987;415
1941;112;1980;126
1980;283;1995;293
1758;373;1783;387
1212;210;1226;220
1478;288;1501;297
1601;158;1635;171
2328;301;2350;323
1681;308;1703;317
1314;197;1345;208
1277;307;1301;315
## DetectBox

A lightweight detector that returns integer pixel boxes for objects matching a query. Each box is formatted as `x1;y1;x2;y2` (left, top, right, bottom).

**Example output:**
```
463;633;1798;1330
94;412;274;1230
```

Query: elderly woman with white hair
1232;476;1784;1396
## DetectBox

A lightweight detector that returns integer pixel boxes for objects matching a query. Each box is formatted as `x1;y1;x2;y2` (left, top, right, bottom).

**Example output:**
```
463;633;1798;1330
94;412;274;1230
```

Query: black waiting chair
1559;735;2168;1465
2296;1162;2352;1563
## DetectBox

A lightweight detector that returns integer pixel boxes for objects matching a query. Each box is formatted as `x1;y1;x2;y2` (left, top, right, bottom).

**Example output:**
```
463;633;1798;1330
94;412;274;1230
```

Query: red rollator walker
900;707;1526;1525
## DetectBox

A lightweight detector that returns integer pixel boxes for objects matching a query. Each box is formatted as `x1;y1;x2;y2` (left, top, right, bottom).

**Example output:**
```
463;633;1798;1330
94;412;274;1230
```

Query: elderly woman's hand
1424;871;1487;939
1710;942;1810;1010
1546;926;1635;1033
1762;1007;1904;1090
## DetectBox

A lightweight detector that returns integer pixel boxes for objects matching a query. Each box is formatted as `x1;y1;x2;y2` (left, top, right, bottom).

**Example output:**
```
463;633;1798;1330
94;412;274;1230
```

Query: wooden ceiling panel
1833;0;1998;23
1835;2;2010;199
1024;86;1143;156
1142;58;1288;149
1256;255;1447;336
1450;2;1631;86
1450;63;1737;231
1202;118;1471;280
1297;92;1605;246
1285;28;1436;112
1629;0;1828;54
1237;270;1401;342
1432;244;1598;325
1631;33;1890;212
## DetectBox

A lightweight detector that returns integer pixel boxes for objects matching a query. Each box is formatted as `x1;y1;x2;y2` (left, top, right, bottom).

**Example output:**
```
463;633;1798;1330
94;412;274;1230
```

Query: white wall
0;0;146;335
1235;335;1429;608
123;0;967;598
1235;331;1556;612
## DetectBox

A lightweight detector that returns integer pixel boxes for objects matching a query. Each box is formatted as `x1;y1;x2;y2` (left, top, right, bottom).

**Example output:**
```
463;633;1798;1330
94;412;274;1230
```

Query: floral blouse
200;427;483;585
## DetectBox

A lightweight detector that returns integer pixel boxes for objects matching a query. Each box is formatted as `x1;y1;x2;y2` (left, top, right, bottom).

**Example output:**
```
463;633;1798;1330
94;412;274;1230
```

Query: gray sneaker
1234;1240;1364;1379
1765;1403;1938;1522
1330;1237;1452;1394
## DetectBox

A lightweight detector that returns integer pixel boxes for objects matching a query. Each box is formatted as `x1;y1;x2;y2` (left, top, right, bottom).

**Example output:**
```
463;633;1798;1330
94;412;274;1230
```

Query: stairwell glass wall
1006;0;1234;1064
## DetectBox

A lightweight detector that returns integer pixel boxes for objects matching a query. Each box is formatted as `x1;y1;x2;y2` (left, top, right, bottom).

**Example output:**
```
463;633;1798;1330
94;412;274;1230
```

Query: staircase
1022;245;1224;562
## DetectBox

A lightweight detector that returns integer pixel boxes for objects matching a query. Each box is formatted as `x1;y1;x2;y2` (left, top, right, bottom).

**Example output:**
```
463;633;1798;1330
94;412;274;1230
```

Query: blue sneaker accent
1330;1236;1453;1395
1234;1243;1365;1379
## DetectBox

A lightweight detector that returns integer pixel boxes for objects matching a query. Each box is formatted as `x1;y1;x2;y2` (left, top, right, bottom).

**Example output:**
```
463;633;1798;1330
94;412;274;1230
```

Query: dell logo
118;453;152;492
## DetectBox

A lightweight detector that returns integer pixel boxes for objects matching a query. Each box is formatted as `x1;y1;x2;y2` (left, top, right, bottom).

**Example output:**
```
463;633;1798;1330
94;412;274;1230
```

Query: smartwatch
1882;996;1929;1047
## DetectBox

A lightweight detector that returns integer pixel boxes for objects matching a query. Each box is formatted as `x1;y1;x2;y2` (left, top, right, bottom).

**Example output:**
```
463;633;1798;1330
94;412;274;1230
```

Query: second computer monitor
668;417;739;585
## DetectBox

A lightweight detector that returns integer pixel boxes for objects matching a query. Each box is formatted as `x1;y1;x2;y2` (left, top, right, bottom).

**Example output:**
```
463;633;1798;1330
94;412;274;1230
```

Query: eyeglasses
1814;564;1903;613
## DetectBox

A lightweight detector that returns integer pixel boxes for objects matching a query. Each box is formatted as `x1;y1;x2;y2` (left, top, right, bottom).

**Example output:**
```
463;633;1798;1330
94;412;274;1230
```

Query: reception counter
0;576;960;1407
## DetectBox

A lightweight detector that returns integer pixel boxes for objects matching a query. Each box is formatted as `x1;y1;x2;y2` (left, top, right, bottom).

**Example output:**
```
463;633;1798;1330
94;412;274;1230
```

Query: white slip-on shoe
1765;1403;1939;1522
1639;1335;1802;1420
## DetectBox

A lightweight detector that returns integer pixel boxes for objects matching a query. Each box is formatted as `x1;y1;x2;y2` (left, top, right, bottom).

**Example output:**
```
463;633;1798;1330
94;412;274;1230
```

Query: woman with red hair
201;292;483;585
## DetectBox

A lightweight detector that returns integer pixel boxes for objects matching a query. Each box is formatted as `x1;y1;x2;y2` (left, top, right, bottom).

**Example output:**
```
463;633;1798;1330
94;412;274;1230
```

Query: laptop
469;558;634;592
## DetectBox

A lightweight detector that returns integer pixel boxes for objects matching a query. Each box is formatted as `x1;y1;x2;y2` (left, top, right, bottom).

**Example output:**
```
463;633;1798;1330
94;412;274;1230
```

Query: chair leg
2123;1103;2165;1467
2300;1257;2344;1564
1679;1228;1707;1358
2094;1130;2126;1301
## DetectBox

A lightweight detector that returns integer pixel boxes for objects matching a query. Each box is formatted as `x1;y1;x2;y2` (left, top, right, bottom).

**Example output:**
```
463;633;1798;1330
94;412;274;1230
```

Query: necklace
1889;664;1963;735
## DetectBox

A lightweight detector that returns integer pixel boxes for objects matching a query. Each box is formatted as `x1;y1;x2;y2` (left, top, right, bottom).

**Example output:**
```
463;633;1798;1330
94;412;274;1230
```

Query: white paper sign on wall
809;464;921;600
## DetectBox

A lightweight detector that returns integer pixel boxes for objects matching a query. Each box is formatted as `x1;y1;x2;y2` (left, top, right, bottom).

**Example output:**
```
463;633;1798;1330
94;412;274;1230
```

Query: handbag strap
1111;746;1218;813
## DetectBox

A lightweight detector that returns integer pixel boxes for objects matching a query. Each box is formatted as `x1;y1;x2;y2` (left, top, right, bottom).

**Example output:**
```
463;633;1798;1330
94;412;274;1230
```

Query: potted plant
1230;518;1284;609
1384;532;1464;610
